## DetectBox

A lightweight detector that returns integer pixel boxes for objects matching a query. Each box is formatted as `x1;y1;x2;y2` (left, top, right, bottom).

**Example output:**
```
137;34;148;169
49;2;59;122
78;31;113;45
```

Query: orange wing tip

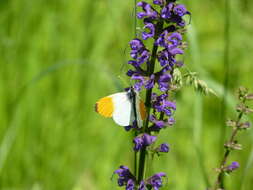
139;100;147;120
95;96;114;118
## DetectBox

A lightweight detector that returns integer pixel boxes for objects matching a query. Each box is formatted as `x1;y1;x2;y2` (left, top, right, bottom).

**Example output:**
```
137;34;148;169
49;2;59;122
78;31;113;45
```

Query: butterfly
95;88;146;127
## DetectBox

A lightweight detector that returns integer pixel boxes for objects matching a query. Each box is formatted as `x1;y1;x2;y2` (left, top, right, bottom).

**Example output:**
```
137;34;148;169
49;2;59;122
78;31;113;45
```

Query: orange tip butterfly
95;88;146;127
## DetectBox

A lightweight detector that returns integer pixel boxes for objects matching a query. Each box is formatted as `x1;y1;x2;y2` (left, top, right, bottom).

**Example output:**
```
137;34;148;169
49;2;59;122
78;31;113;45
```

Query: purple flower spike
226;162;240;172
147;172;166;190
137;1;158;19
142;23;155;40
112;0;190;188
173;4;187;17
157;143;170;153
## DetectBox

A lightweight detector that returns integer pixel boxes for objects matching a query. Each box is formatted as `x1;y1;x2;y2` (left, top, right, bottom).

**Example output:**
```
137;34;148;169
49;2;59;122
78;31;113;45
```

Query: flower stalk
138;20;164;183
212;87;253;190
113;0;191;189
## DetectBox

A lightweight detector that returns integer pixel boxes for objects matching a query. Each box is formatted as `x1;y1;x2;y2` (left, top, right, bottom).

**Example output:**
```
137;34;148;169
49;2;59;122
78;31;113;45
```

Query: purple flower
129;38;150;65
161;3;173;19
156;31;183;50
157;50;169;67
132;74;145;81
149;114;175;131
167;32;183;48
138;181;146;190
150;115;165;129
152;93;176;116
114;166;136;187
169;48;184;55
128;60;139;67
137;50;150;64
131;74;157;91
145;74;155;89
142;133;157;145
157;50;175;68
163;99;176;110
130;50;139;59
142;23;155;40
137;1;158;19
155;31;167;47
133;136;144;151
226;162;240;172
130;39;144;51
157;143;170;153
147;172;166;190
157;73;171;91
173;4;187;17
127;69;136;77
133;133;157;151
132;74;145;91
153;0;165;6
126;179;135;190
134;82;144;91
130;50;150;64
170;15;186;27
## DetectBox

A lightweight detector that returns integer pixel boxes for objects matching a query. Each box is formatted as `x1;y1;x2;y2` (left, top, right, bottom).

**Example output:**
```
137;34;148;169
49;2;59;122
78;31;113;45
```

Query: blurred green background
0;0;252;189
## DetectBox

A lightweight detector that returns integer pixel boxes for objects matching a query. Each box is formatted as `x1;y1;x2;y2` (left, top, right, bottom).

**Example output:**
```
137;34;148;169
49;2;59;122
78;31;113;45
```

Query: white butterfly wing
110;92;134;126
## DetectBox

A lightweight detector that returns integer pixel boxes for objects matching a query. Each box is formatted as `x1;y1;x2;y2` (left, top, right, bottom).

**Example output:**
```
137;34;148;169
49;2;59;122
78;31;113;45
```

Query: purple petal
142;23;155;40
142;133;157;146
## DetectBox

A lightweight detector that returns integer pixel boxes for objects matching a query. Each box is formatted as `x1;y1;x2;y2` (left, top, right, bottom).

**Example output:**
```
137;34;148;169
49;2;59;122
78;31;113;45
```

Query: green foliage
0;0;252;190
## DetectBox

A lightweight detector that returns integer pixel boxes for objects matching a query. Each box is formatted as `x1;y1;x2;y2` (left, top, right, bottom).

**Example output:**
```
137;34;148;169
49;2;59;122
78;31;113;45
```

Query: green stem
214;111;244;189
137;21;163;183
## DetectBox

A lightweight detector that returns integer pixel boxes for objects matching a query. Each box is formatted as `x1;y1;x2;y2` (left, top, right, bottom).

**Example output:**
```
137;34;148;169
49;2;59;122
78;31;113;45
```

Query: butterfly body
95;89;146;127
